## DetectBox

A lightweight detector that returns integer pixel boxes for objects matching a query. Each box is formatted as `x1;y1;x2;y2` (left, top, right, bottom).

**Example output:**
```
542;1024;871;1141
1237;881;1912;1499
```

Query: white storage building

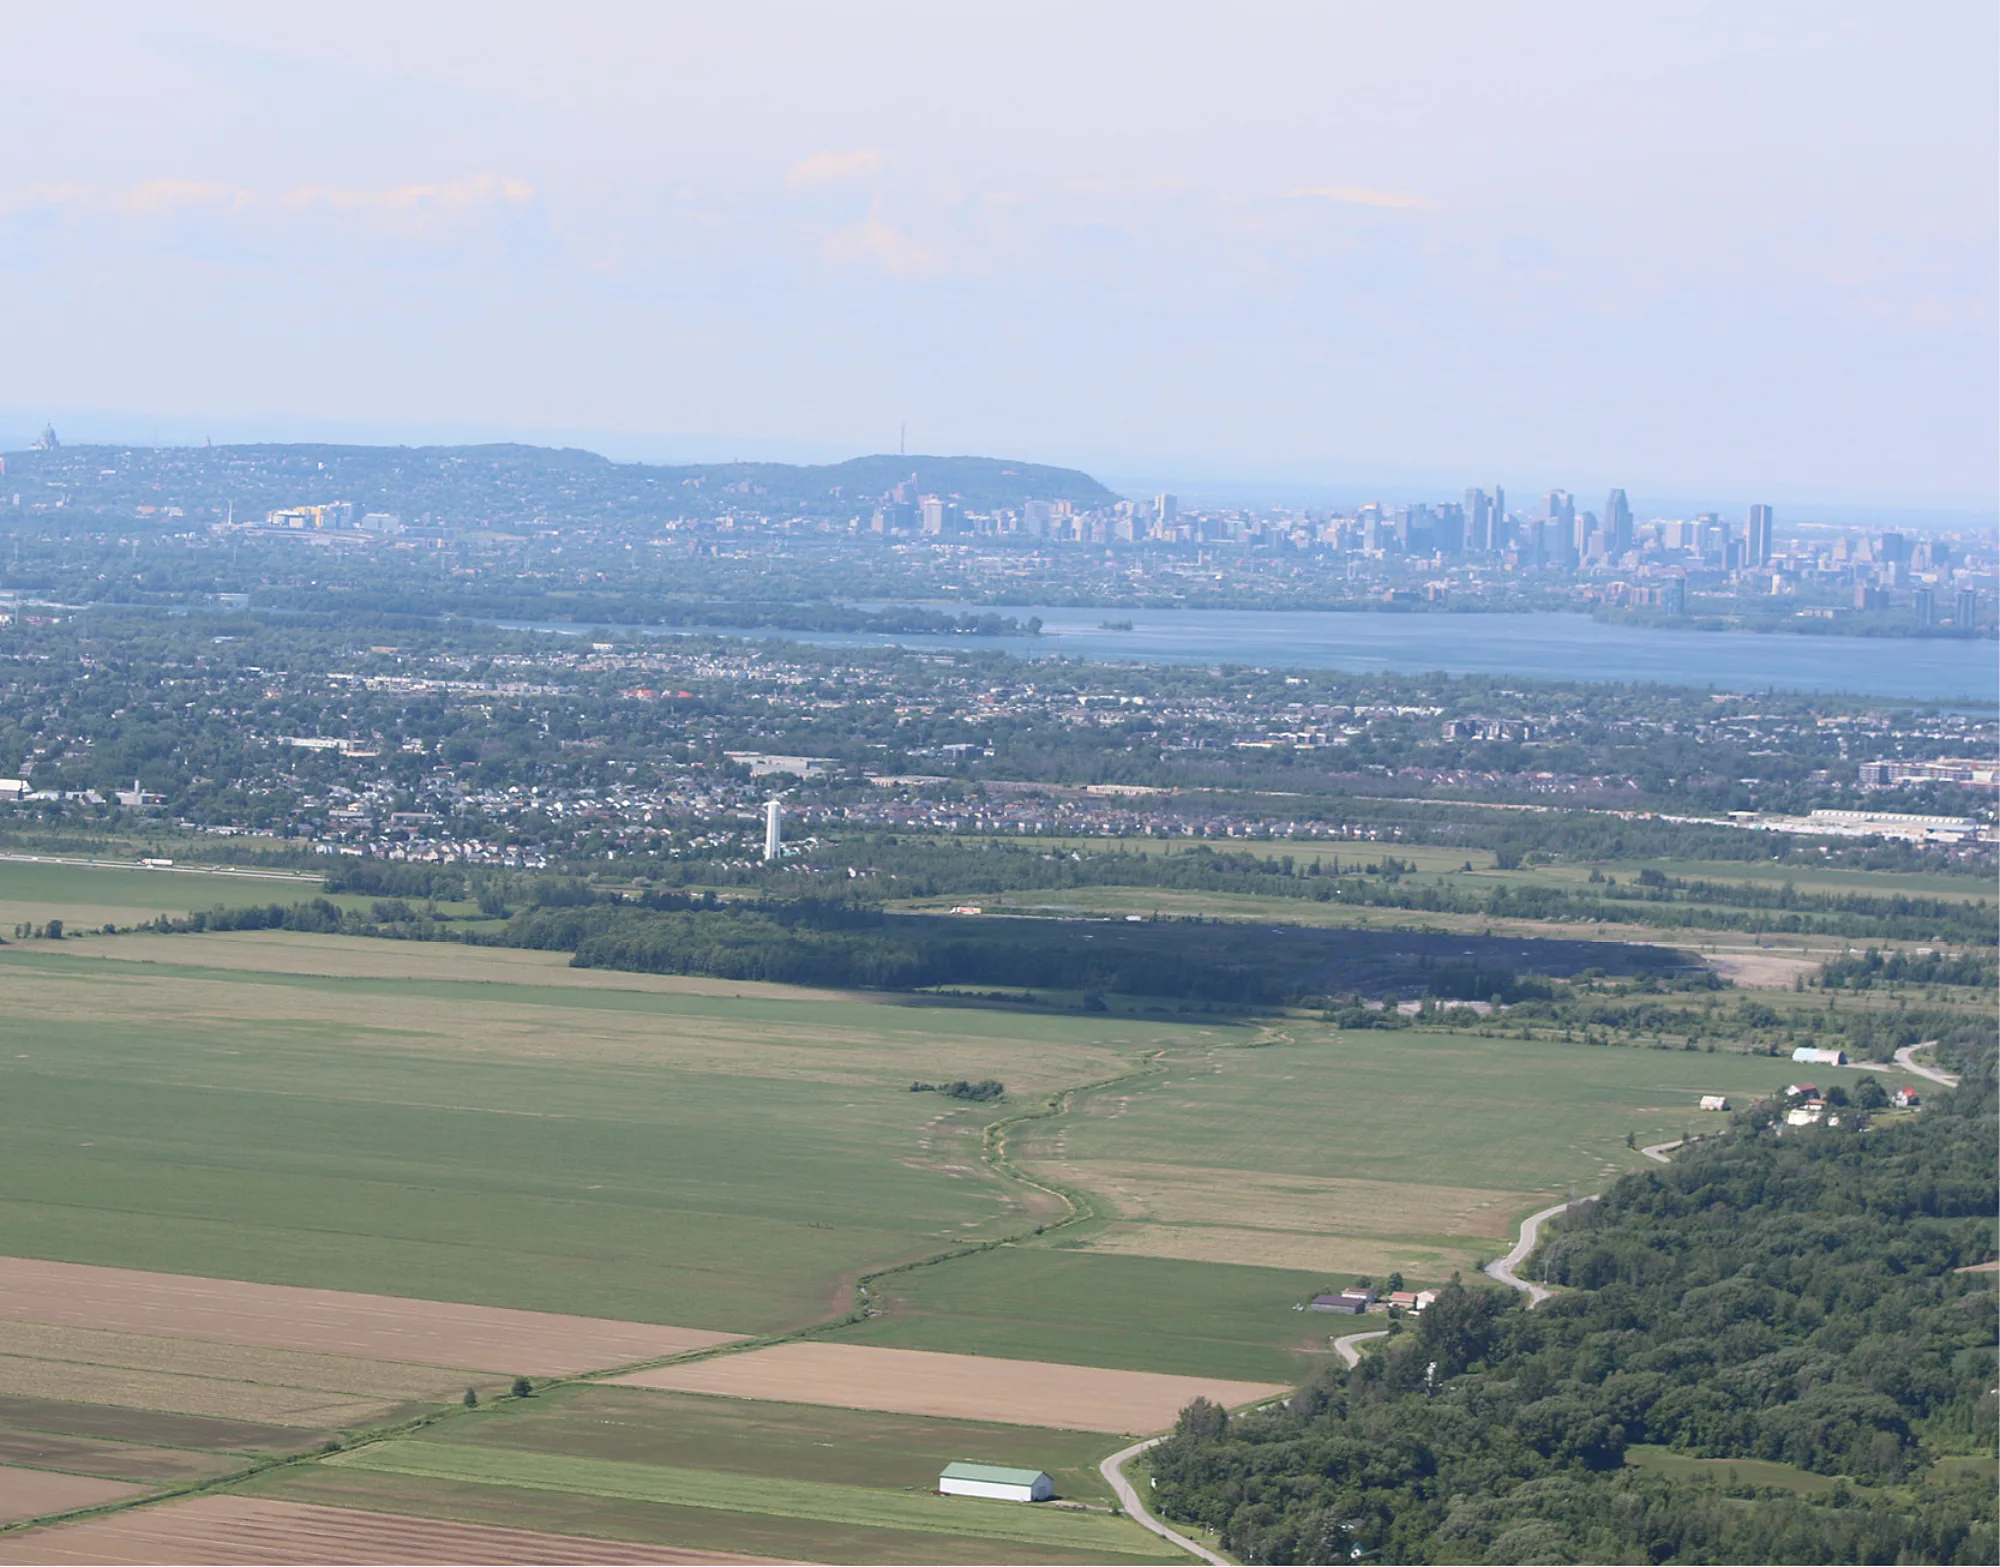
939;1462;1054;1502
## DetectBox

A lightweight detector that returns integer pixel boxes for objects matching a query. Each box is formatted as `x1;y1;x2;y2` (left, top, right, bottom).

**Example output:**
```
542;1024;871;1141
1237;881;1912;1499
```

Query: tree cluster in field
740;838;1996;950
908;1078;1005;1101
1817;947;1996;991
1147;1065;1998;1565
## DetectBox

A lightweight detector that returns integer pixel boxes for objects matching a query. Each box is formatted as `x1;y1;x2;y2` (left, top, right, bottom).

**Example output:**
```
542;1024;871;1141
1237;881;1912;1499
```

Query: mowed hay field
833;1028;1896;1378
1020;1027;1855;1281
0;931;1184;1331
0;856;328;934
245;1384;1188;1565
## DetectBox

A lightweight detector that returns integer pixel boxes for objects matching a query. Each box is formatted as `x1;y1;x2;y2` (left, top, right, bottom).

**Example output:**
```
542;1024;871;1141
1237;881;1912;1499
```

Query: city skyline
1;2;1992;508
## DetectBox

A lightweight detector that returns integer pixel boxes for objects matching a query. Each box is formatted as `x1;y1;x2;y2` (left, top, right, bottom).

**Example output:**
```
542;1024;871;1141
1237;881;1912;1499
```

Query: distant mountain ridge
0;440;1120;524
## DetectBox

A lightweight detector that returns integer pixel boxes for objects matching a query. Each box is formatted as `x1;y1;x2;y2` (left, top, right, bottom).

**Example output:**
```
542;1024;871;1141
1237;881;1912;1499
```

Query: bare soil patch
0;1463;144;1525
0;1493;787;1564
608;1342;1288;1434
1080;1222;1487;1280
1705;949;1823;989
0;1258;741;1376
0;1429;245;1484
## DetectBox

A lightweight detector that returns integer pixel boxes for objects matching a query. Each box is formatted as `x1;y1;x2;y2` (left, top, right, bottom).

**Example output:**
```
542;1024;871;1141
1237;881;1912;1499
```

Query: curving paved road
1639;1138;1685;1165
1332;1327;1388;1367
1484;1200;1587;1306
1101;1438;1229;1566
1896;1041;1958;1087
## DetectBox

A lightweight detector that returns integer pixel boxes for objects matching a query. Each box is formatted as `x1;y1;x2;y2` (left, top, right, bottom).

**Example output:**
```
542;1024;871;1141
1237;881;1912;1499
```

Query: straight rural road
1896;1041;1958;1087
1101;1439;1229;1567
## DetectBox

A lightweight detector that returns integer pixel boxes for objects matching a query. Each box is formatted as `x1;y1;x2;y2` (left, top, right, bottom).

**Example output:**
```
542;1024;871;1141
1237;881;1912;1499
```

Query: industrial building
938;1463;1053;1503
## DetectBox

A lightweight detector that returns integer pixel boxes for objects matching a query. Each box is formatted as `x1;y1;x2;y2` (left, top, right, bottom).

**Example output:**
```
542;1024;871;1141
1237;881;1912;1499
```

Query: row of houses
1309;1283;1440;1316
1781;1080;1918;1128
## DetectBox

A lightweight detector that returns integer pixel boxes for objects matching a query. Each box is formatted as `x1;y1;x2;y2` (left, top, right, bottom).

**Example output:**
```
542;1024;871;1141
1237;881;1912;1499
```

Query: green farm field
0;854;330;933
238;1387;1187;1564
833;1026;1930;1377
250;1463;1181;1565
0;925;1929;1362
433;1384;1127;1507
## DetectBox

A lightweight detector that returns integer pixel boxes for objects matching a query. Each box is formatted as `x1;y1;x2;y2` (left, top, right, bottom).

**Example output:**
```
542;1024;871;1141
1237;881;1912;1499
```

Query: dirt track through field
0;1494;791;1564
607;1341;1289;1434
0;1258;742;1376
0;1462;144;1525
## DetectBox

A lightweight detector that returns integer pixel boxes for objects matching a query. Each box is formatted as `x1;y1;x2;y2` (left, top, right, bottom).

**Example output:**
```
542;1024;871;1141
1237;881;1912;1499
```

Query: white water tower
763;799;782;862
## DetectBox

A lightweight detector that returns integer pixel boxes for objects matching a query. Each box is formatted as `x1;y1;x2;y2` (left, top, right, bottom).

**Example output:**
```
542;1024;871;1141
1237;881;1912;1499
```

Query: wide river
758;607;1996;705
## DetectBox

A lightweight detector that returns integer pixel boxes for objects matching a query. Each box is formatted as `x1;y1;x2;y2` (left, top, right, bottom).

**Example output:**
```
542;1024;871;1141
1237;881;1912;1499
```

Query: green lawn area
1624;1443;1842;1495
435;1384;1124;1507
0;854;330;932
321;1438;1172;1556
831;1248;1336;1381
1031;1027;1825;1193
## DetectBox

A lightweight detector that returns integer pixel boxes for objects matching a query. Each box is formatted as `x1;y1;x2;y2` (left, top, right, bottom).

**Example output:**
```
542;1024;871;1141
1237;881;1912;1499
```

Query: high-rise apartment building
1746;504;1774;568
1912;588;1935;626
1433;502;1465;555
1463;488;1493;552
1603;489;1632;558
1154;493;1178;528
1957;586;1979;626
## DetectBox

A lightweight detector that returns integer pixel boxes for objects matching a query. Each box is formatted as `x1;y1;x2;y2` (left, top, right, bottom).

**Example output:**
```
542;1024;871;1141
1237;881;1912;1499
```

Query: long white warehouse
938;1462;1054;1502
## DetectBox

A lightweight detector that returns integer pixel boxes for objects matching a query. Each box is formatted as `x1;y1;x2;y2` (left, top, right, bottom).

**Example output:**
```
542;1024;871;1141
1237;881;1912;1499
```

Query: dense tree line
1147;1071;1998;1563
746;838;1996;948
1819;948;1996;991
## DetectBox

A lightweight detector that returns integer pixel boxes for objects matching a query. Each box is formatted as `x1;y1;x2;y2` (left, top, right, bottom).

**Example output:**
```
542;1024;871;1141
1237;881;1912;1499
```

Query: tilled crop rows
611;1341;1290;1433
0;1494;788;1564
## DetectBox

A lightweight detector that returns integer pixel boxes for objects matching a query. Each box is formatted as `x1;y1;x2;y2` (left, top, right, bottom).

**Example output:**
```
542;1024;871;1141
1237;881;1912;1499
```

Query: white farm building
939;1462;1054;1502
1791;1046;1847;1066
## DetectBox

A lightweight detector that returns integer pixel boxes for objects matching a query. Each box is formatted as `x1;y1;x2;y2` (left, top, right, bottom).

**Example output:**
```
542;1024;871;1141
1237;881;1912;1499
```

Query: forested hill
1148;1063;1999;1565
0;443;1118;525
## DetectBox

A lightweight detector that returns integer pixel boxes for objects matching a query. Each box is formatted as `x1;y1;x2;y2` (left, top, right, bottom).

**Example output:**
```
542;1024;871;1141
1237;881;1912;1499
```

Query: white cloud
820;200;942;277
786;149;886;189
1284;184;1437;212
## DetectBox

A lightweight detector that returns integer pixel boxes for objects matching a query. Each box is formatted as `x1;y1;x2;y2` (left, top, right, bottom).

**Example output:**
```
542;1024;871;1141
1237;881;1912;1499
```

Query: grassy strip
324;1440;1156;1553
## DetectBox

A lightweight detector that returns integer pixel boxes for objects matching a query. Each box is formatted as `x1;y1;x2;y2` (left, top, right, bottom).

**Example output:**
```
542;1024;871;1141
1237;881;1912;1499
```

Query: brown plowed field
0;1429;245;1484
0;1393;321;1453
0;1463;144;1525
0;1494;793;1564
0;1258;742;1375
607;1342;1289;1434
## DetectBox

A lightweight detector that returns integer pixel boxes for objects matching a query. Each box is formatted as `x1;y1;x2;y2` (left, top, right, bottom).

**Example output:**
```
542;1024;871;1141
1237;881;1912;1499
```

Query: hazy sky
4;2;1994;506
